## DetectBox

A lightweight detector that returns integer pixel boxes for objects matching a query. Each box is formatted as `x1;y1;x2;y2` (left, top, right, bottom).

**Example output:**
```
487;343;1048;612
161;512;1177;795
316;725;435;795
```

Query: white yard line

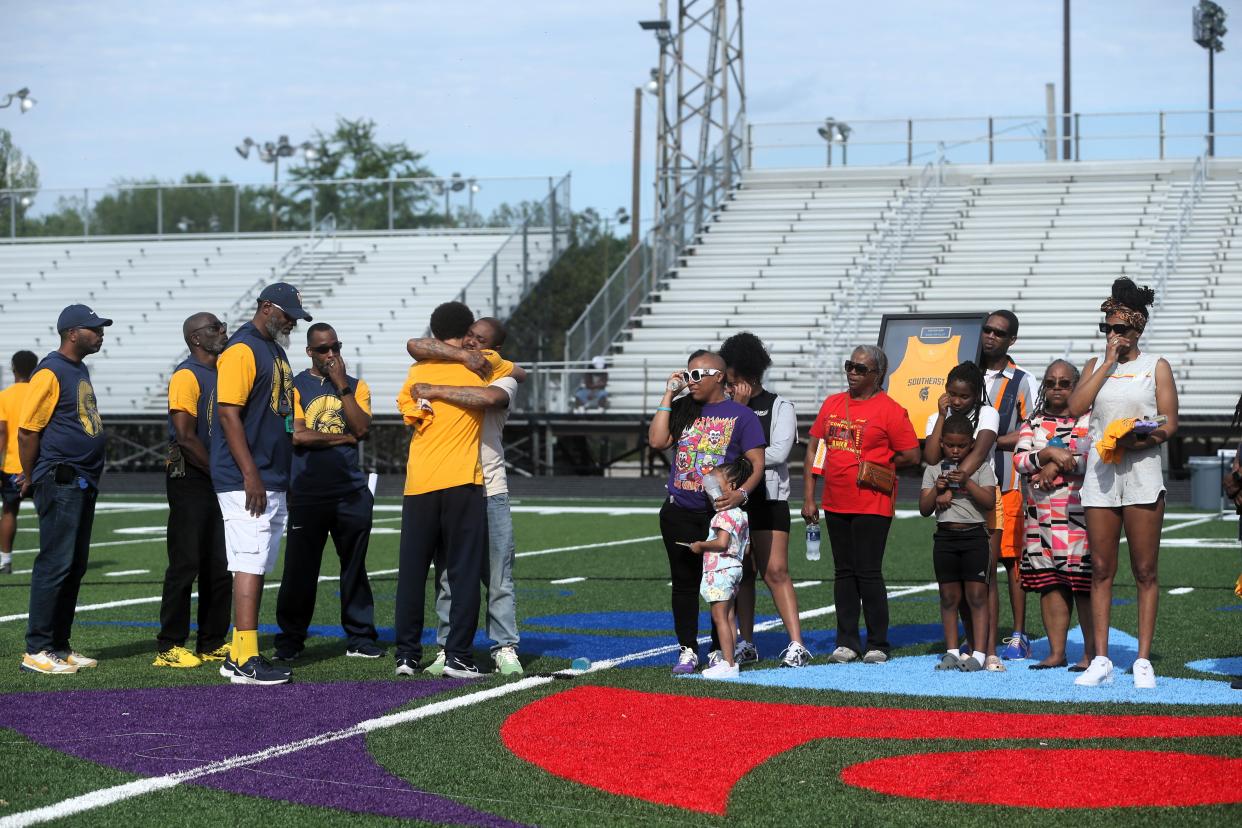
11;537;165;558
549;577;587;584
516;534;662;559
103;570;149;577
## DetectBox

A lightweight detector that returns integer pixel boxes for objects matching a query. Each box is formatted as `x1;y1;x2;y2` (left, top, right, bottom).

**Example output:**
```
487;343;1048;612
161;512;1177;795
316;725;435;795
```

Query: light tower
640;0;745;261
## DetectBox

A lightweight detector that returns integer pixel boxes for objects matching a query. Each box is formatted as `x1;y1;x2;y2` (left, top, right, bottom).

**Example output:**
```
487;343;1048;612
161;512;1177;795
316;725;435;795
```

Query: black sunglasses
1043;378;1074;389
310;342;343;354
192;322;225;335
1099;322;1134;336
843;360;877;375
981;324;1012;338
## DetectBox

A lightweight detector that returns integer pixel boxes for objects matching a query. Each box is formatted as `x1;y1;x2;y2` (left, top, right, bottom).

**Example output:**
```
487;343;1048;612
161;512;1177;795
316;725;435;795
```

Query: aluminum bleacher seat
597;159;1242;418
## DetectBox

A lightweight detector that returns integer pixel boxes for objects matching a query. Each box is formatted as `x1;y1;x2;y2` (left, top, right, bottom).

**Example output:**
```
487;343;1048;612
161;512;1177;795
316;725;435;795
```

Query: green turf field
0;496;1239;826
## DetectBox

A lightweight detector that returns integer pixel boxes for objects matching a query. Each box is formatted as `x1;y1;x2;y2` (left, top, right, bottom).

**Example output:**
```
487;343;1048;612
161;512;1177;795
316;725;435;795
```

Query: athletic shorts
983;489;1003;533
0;473;23;508
998;488;1023;559
217;489;287;575
932;525;991;584
744;498;791;533
700;562;743;603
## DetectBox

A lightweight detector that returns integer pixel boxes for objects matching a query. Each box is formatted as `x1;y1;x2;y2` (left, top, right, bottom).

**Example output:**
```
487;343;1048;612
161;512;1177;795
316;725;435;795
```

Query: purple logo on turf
0;681;524;826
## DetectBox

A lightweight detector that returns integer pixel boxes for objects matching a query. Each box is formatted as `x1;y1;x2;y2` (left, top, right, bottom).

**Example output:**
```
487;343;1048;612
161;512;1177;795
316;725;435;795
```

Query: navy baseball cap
57;304;114;332
258;282;313;322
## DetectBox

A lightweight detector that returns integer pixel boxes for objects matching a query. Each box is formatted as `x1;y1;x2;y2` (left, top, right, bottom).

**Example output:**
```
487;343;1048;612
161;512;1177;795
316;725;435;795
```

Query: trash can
1188;456;1227;511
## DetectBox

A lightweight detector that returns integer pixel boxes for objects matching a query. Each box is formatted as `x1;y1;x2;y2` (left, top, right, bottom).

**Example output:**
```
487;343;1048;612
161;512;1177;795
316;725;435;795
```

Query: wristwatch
337;385;354;396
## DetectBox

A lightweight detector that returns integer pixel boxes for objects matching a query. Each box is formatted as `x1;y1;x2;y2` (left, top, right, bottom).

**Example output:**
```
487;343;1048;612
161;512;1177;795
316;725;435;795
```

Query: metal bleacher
600;158;1242;420
0;229;555;415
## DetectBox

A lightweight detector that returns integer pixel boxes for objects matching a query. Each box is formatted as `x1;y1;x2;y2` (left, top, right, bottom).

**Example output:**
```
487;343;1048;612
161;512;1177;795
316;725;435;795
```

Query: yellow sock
231;629;258;663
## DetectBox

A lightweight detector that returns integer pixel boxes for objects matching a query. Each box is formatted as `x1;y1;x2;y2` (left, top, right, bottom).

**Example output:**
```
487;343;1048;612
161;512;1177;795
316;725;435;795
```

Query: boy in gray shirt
919;413;998;672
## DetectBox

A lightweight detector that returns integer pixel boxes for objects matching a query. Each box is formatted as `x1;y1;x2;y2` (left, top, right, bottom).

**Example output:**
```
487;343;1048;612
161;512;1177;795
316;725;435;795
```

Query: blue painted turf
712;627;1242;706
1185;656;1242;677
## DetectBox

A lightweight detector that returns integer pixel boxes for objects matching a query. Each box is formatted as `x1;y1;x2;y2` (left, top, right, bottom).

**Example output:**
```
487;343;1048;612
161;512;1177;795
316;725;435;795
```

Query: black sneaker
219;655;240;679
272;647;300;663
346;641;384;659
441;656;483;679
228;655;292;685
395;657;418;677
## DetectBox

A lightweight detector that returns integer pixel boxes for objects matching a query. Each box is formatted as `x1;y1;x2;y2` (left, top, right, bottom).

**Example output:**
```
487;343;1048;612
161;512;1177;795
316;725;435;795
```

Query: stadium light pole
236;135;319;231
817;119;850;166
0;88;36;114
1063;0;1072;161
1193;0;1227;157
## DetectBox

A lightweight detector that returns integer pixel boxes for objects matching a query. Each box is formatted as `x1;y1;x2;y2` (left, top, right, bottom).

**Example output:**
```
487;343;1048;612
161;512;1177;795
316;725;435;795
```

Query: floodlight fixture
645;68;660;96
1;88;36;113
1193;0;1228;155
449;172;466;192
615;207;630;225
639;19;673;48
234;133;318;230
817;118;837;142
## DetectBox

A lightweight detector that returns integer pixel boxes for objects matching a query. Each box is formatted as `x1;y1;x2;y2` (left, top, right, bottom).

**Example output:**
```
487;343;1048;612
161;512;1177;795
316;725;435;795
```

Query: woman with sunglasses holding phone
1013;359;1095;671
1068;277;1178;689
650;350;766;675
802;345;921;664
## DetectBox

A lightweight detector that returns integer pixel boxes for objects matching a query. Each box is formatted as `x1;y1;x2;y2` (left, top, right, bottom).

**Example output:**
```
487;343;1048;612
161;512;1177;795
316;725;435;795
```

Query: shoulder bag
847;398;896;494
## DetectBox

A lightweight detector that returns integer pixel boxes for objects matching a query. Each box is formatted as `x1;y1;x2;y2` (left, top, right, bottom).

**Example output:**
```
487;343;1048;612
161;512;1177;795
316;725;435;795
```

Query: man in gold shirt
0;350;37;574
394;301;513;679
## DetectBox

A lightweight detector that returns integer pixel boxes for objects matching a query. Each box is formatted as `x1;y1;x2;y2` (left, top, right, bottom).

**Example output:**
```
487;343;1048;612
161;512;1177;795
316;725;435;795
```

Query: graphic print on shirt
673;415;736;493
76;380;102;436
269;356;293;417
304;393;346;434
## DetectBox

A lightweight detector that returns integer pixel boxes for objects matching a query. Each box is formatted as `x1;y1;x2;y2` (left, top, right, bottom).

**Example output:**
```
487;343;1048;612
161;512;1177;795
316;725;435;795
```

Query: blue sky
4;1;1239;227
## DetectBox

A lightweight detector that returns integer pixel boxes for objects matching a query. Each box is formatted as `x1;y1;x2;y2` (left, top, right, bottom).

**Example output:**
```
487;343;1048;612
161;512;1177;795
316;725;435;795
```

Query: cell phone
1131;415;1167;436
675;541;694;548
940;461;959;489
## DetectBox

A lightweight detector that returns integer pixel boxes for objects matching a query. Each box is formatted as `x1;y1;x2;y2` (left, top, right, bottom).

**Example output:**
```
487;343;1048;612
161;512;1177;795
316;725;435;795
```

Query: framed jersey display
878;312;989;438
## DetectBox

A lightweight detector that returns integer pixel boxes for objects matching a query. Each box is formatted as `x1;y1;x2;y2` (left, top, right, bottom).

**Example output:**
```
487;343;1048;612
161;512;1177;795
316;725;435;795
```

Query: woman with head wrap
1067;277;1178;690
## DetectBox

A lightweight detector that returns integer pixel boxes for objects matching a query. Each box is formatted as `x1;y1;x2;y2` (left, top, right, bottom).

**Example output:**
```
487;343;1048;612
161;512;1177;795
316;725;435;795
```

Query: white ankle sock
972;651;986;666
0;553;11;566
947;648;960;657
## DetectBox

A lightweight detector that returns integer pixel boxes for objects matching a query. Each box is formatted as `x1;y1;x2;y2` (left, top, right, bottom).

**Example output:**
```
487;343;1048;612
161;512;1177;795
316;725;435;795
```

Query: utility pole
1193;0;1228;157
1063;0;1072;161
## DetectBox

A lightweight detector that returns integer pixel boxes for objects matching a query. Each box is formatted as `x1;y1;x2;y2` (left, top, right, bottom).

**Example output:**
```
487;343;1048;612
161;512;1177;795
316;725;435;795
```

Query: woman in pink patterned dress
1014;359;1096;671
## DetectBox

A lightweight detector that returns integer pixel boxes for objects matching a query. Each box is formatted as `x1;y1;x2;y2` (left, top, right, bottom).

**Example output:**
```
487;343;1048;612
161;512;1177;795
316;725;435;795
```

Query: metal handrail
812;148;947;400
564;114;745;363
747;108;1242;167
451;174;571;322
1150;151;1208;315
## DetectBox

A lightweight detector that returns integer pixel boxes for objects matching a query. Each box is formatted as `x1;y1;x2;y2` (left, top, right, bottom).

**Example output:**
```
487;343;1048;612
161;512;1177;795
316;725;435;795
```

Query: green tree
286;117;441;230
1;128;40;236
505;209;634;363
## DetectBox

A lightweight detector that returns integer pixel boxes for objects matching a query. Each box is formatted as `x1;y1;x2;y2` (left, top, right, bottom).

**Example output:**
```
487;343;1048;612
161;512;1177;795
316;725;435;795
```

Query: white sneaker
862;649;888;664
1074;655;1114;687
735;640;759;664
65;651;98;669
706;649;724;668
701;661;740;679
827;646;856;664
21;651;78;674
1132;658;1156;689
779;641;813;667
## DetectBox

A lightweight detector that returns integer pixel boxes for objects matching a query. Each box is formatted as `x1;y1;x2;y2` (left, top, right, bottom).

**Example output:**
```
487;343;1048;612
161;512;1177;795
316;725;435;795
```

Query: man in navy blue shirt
274;322;380;661
17;304;111;675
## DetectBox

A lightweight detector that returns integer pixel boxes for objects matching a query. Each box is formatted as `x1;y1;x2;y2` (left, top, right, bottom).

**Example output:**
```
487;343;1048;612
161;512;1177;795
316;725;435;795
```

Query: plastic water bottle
571;657;591;672
805;523;821;561
1048;436;1067;449
702;473;724;506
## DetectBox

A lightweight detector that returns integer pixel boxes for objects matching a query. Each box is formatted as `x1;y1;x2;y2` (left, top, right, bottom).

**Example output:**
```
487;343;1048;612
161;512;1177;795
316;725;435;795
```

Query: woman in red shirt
802;345;921;663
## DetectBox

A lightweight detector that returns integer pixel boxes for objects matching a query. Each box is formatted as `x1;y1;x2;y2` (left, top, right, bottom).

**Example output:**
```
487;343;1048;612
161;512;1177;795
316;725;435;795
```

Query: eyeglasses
843;360;877;375
310;342;343;354
682;367;722;384
192;322;225;335
981;325;1012;338
1043;378;1075;389
1098;322;1134;335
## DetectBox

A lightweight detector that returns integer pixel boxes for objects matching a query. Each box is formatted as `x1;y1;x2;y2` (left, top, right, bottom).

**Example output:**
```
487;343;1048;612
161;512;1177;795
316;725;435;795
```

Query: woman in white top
1068;278;1178;690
